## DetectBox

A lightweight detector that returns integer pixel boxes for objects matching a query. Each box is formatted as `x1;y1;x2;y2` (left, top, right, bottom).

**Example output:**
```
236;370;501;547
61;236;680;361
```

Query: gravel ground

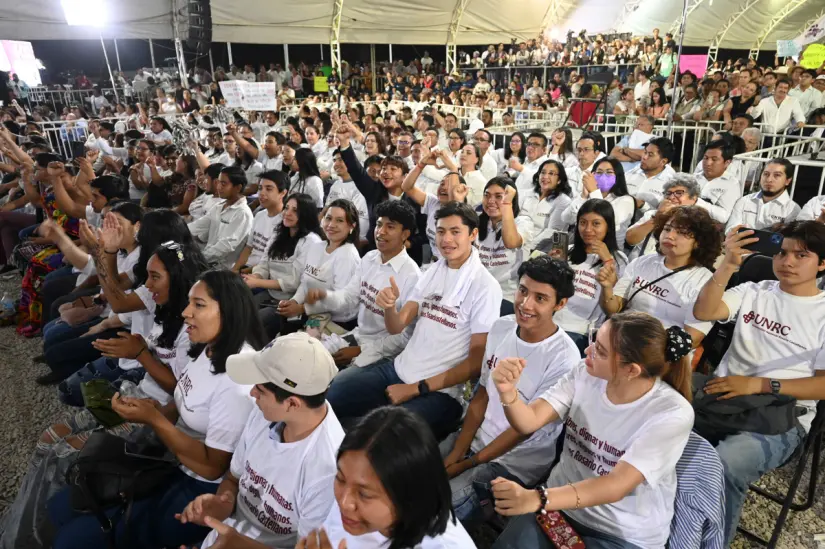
0;273;823;547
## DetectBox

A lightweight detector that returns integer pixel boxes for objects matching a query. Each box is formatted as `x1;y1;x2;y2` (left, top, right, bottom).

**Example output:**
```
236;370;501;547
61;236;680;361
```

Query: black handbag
65;431;178;548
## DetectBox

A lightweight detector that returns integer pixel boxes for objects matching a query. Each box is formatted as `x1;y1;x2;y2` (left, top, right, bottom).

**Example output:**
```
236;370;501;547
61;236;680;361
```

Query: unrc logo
742;310;791;336
743;311;756;324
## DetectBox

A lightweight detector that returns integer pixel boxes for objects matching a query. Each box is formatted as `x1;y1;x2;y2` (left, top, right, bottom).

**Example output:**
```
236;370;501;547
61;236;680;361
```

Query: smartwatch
770;379;781;395
418;380;430;395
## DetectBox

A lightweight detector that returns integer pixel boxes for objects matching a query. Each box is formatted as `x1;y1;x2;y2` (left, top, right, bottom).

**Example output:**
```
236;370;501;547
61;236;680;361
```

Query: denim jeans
492;511;644;549
438;432;520;525
716;426;805;545
326;359;463;440
48;469;216;549
57;357;145;407
43;318;102;351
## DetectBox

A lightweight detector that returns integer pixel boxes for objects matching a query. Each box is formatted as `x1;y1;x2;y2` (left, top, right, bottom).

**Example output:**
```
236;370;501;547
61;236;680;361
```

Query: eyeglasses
475;137;490;143
664;190;687;199
527;142;543;148
576;147;595;153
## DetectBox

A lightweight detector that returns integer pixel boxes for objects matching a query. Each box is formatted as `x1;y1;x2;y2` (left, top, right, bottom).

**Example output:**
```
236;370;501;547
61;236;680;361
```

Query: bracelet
446;171;460;176
568;482;581;509
132;345;147;360
535;486;548;515
501;391;519;407
710;274;725;289
603;257;615;264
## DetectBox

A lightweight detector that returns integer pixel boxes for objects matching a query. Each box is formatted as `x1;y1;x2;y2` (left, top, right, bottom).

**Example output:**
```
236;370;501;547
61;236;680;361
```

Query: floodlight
61;0;107;27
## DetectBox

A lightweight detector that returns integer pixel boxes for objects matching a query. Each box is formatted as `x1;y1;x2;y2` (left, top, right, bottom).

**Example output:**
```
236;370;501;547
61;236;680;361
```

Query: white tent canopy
0;0;821;50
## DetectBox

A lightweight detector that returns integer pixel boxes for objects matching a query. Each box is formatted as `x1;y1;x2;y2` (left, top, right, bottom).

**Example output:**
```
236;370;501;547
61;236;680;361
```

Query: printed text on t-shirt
564;416;625;476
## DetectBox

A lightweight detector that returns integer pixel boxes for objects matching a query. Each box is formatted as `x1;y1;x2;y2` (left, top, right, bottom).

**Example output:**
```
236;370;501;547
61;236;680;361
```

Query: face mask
594;173;616;193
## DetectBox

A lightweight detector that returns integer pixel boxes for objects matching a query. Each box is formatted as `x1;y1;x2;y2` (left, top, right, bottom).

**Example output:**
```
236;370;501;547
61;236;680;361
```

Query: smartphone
551;232;569;261
738;228;783;256
70;141;87;160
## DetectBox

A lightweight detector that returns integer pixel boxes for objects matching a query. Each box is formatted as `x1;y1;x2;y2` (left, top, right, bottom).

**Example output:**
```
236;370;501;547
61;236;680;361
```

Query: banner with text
218;80;277;111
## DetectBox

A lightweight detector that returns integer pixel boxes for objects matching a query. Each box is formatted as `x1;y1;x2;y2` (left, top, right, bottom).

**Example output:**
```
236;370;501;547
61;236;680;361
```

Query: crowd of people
0;32;824;549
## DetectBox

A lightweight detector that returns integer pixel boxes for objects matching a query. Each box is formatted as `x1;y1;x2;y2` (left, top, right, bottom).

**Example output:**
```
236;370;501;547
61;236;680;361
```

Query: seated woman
547;127;579;173
47;270;267;549
243;193;323;339
476;177;533;316
597;206;721;350
489;311;694;549
275;199;362;335
554;199;628;355
647;88;670;120
297;407;475;549
561;157;635;249
490;132;526;178
521;159;573;250
38;210;197;385
144;147;196;209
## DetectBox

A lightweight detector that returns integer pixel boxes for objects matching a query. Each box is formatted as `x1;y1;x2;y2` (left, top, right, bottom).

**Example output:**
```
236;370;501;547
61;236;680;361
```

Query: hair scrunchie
665;326;692;362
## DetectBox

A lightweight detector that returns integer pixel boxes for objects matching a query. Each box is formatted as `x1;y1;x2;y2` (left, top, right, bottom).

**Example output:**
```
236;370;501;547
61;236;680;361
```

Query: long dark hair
504;131;527;163
133;210;196;286
478;177;520;242
294;148;321;182
324;199;360;245
569;198;620;267
187;270;267;374
337;407;454;549
532;159;572;200
552;127;574;161
151;242;208;349
268;193;323;260
594;157;629;197
365;131;387;155
150;116;172;133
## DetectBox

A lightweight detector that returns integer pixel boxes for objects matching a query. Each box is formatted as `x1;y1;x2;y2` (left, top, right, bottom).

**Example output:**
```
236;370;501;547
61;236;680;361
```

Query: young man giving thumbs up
327;201;502;438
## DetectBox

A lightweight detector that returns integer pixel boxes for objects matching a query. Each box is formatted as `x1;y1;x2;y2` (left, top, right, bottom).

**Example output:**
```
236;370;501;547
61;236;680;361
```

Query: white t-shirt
717;281;825;431
561;191;635;249
146;129;173;145
140;320;191;404
257;151;284;172
394;250;501;399
797;195;825;222
724;191;801;233
252;233;323;301
541;362;694;549
521;193;573;250
188;199;255;268
321;501;475;549
325;179;370;241
696;172;741;224
555;252;628;336
625;165;677;210
292;241;362;322
477;316;580;484
290;174;325;208
246;210;283;267
189;193;224;221
174;344;257;482
476;216;533;302
614;254;714;334
200;405;345;549
421;193;443;263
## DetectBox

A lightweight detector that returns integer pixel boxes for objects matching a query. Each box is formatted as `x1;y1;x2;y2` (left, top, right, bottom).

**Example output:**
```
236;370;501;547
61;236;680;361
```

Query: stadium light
61;0;107;27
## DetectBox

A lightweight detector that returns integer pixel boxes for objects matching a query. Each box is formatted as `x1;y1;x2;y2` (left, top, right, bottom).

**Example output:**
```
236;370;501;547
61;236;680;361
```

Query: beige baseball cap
226;332;337;396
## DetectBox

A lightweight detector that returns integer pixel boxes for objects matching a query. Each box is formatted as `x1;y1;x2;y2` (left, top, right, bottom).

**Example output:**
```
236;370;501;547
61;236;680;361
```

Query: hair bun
665;326;692;362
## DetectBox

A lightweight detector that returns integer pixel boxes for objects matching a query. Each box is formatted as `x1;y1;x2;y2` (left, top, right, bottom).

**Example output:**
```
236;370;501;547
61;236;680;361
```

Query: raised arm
375;276;419;335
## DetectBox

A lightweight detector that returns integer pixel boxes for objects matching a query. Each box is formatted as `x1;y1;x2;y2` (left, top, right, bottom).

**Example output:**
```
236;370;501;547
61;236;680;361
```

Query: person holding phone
521;159;573;250
724;158;800;233
555;199;628;356
488;311;694;549
693;220;825;545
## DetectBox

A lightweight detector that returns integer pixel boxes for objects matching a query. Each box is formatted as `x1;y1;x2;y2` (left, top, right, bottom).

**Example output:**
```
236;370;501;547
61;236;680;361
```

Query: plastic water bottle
1;293;15;322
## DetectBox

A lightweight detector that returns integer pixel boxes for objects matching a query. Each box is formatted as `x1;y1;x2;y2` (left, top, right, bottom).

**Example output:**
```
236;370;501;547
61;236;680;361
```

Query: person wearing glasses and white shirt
474;128;500;181
564;132;607;198
724;158;801;233
748;79;806;134
511;133;549;207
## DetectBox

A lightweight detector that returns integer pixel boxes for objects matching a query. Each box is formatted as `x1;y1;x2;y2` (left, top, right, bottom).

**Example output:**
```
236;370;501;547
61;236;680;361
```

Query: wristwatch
770;379;781;395
418;380;430;396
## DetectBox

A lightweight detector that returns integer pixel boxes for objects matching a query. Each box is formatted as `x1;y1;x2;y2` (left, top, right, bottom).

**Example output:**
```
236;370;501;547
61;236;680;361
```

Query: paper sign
776;40;801;58
218;80;277;111
314;76;329;92
800;44;825;69
676;54;708;79
244;82;277;111
219;81;245;108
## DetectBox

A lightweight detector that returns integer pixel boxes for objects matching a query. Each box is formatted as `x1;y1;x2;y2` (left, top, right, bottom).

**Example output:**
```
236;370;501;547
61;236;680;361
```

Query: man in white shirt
749;79;806;134
695;139;741;224
797;194;825;223
395;131;415;170
188;166;254;269
566;131;607;197
634;70;652;109
242;64;257;83
473;129;498;181
326;201;502;438
625;137;677;210
693;220;825;546
439;255;580;523
512;132;549;206
236;127;284;173
421;52;433;71
179;332;345;549
609;115;656;173
725;158;801;232
231;170;288;273
309;200;421;367
789;70;823;117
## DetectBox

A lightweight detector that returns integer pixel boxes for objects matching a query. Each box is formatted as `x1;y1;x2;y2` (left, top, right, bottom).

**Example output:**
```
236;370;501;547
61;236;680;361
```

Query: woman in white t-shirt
554;199;628;356
562;157;636;249
598;206;722;349
443;143;488;208
48;270;268;549
306;125;329;163
298;407;475;549
245;193;324;339
274;199;362;334
476;177;533;315
491;132;527;178
521;159;573;250
290;148;326;209
547;127;579;173
489;312;694;549
146;116;173;146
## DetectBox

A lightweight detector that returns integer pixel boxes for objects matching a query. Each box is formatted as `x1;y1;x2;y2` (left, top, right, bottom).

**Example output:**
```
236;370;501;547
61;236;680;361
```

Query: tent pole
667;0;689;133
149;39;156;69
389;44;393;64
284;44;290;68
371;44;376;95
320;44;324;62
100;36;120;104
209;49;215;75
114;39;122;73
227;42;234;67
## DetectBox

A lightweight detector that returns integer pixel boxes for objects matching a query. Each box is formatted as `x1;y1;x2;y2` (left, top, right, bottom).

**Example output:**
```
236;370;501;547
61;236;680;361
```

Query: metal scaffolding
706;0;762;69
749;0;810;60
668;0;705;36
330;0;344;74
446;0;472;74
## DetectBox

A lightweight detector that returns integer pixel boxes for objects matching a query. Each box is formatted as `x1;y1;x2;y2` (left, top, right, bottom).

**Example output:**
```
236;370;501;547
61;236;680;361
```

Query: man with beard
725;158;800;232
